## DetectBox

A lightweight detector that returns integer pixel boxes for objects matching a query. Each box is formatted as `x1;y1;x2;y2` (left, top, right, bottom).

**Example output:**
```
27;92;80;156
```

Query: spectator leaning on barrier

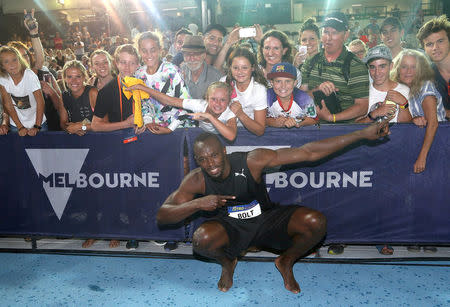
300;11;369;124
134;31;194;135
416;15;450;120
391;49;447;174
358;45;411;124
59;60;98;135
124;81;237;142
0;46;46;135
180;35;222;99
221;47;268;136
266;62;318;128
91;44;139;133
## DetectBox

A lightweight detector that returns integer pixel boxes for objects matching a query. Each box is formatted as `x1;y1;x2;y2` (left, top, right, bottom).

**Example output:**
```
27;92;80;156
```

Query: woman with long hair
391;49;446;173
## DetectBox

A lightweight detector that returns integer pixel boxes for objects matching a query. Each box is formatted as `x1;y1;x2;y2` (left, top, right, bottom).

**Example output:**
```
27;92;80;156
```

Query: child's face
272;77;296;99
206;87;229;116
0;52;21;76
230;56;253;84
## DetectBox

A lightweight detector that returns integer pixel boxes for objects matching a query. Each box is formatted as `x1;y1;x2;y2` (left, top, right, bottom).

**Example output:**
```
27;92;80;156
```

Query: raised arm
24;9;44;71
126;83;183;108
156;169;235;225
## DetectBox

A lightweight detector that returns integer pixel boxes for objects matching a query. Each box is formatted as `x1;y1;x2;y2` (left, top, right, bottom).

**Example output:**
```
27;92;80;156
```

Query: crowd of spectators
0;8;449;253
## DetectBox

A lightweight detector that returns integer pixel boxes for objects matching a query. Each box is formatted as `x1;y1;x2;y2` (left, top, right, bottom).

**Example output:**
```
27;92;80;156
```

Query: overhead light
57;0;64;4
162;8;178;11
352;4;362;6
183;6;198;10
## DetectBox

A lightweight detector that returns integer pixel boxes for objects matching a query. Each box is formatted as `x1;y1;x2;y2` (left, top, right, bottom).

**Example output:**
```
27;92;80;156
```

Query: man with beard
157;122;390;294
180;36;222;99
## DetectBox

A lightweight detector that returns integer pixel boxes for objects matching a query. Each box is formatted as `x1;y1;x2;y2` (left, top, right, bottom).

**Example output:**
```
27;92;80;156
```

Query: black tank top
202;152;274;217
62;85;94;123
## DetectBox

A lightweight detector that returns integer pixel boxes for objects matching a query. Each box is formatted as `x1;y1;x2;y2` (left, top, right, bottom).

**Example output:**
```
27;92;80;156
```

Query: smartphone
239;27;256;38
298;45;308;55
24;13;37;30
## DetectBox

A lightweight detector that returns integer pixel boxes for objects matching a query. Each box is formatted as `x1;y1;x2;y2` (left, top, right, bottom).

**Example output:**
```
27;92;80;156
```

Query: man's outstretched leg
192;221;237;292
275;207;327;294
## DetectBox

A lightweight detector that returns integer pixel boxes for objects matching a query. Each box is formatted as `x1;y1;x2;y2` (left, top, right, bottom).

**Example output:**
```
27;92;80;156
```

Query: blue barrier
1;123;449;243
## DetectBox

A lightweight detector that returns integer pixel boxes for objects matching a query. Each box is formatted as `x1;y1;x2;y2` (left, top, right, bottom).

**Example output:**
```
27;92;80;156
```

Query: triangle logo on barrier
25;149;89;220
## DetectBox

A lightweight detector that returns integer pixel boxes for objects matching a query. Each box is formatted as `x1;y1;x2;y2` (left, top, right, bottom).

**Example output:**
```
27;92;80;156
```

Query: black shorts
207;205;300;259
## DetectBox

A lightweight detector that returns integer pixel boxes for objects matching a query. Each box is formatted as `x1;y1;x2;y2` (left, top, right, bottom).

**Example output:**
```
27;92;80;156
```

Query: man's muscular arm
247;121;389;180
156;169;235;225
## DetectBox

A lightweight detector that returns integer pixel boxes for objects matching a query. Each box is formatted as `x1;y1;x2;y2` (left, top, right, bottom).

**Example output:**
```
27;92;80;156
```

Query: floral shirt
135;61;194;130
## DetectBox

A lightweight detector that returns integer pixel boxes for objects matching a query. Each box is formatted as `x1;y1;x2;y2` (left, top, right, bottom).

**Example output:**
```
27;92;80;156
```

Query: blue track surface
0;253;449;306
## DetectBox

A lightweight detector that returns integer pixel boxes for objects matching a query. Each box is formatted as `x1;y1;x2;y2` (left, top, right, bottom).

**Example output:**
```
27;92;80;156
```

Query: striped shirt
301;48;369;113
409;81;447;122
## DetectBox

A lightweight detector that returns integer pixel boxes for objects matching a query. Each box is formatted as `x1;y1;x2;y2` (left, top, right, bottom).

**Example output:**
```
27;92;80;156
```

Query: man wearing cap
358;45;410;124
266;62;318;127
380;17;405;59
180;35;222;99
300;11;369;124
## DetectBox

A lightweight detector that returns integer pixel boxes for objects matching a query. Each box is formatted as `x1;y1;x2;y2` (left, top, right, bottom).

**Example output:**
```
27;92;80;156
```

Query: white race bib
227;200;262;219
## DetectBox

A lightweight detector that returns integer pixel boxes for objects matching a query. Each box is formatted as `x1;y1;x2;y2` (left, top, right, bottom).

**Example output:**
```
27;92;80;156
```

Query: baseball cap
181;35;206;53
322;12;349;32
363;45;392;64
267;62;297;80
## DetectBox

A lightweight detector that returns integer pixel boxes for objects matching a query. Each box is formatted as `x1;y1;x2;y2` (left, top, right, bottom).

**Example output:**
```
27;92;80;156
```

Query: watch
81;125;87;131
33;124;42;130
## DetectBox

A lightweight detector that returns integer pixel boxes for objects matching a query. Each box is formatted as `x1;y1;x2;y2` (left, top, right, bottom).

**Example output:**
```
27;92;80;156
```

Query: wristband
33;124;42;130
30;33;39;38
367;112;375;121
399;102;409;109
332;114;336;123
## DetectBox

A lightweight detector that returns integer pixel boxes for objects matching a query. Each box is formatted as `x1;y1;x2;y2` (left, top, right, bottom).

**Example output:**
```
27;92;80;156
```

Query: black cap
322;12;349;32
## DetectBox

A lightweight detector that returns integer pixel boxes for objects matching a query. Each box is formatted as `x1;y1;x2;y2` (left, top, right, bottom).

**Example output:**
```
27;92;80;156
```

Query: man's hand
225;27;241;47
317;81;338;96
361;120;390;140
371;101;396;118
66;122;86;136
134;124;146;135
316;100;333;122
27;127;39;136
197;195;236;212
18;127;28;136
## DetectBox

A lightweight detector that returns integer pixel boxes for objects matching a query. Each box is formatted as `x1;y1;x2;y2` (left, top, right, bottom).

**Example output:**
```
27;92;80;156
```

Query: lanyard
277;94;294;113
117;76;123;121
